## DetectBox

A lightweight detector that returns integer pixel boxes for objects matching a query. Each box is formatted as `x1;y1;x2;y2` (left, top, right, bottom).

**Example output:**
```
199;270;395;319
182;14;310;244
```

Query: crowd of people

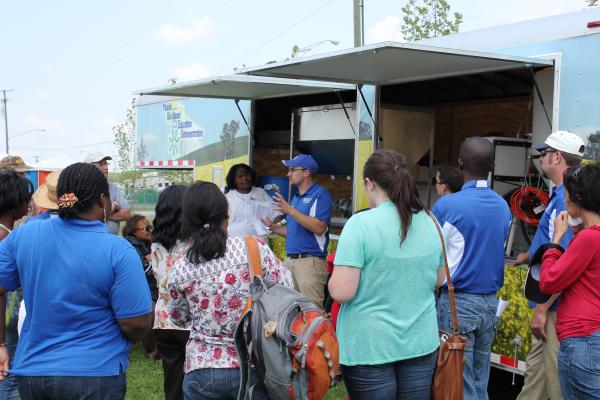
0;131;597;400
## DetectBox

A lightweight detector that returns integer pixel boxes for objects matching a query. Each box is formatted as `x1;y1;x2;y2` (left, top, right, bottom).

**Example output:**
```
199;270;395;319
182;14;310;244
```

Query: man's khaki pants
284;256;328;311
517;310;563;400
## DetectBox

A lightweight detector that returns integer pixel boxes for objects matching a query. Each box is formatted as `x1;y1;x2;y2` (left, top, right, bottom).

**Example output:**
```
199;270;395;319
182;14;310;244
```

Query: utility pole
1;89;13;154
353;0;364;47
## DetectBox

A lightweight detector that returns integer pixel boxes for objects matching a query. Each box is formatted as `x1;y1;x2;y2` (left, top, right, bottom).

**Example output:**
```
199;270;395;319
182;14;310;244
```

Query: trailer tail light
499;355;519;368
588;21;600;28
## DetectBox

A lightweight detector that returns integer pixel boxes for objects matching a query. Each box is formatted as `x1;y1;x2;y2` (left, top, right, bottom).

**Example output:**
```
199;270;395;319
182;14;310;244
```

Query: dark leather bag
429;212;467;400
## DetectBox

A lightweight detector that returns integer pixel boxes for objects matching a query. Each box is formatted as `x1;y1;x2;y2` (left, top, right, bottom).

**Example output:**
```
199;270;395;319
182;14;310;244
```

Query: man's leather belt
287;253;313;259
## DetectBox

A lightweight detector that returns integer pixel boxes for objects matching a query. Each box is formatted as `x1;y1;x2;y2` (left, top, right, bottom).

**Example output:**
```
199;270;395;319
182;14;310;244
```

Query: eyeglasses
432;176;445;185
289;168;307;173
137;225;153;233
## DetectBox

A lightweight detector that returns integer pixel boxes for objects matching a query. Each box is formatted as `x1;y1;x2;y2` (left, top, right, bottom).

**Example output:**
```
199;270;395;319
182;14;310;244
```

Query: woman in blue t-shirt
329;149;445;400
0;163;151;400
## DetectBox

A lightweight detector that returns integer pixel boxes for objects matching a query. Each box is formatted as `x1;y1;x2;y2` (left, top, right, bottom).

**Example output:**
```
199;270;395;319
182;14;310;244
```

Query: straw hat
33;170;61;210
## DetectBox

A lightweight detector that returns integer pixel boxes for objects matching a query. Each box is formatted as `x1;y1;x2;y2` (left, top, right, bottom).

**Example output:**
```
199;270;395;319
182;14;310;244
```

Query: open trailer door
242;42;555;375
134;75;354;187
242;41;553;211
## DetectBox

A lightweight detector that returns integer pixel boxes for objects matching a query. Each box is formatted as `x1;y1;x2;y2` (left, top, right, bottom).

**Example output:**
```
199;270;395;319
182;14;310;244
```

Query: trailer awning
240;42;553;85
135;75;355;100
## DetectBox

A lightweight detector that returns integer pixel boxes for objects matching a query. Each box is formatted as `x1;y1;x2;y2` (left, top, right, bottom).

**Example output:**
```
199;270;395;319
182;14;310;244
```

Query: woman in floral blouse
151;185;189;400
168;181;293;400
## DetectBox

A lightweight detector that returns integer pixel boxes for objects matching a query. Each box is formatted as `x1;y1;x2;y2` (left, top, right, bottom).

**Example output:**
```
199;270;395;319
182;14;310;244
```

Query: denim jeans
16;373;126;400
0;329;18;400
183;368;267;400
437;291;499;400
557;329;600;399
341;350;438;400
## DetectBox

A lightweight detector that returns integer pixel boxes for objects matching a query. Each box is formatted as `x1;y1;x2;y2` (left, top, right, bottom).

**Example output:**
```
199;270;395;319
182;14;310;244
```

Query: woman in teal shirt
329;149;445;400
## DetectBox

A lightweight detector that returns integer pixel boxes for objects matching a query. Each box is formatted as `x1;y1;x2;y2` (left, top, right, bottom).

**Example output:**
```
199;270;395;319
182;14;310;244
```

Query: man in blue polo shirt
263;154;333;310
433;137;512;400
515;130;584;400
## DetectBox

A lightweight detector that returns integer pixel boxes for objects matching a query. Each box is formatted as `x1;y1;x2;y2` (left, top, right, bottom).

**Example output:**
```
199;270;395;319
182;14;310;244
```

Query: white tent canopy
241;42;553;85
135;75;355;101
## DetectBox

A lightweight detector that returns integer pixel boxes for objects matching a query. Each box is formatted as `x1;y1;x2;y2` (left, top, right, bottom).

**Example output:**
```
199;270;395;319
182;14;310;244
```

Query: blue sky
0;0;590;165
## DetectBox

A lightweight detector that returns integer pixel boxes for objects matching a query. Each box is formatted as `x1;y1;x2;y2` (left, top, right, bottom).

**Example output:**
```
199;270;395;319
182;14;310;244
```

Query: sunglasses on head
564;165;583;179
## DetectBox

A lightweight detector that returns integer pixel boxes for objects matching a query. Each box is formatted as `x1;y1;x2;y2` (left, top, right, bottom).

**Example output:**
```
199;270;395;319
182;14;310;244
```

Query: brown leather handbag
429;212;467;400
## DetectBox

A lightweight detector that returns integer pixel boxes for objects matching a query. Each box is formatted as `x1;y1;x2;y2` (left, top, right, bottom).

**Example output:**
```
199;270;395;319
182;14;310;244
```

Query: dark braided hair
0;171;34;216
57;162;110;219
182;181;229;263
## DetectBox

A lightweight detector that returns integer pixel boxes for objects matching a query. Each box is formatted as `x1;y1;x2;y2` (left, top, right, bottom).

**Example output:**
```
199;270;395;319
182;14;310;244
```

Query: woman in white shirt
224;164;281;237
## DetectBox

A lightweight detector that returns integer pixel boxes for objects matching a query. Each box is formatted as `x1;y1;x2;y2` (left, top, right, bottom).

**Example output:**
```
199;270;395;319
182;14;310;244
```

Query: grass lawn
126;343;347;399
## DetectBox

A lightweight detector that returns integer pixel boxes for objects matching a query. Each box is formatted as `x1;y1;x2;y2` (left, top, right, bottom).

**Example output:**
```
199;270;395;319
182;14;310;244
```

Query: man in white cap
84;152;131;234
515;130;585;400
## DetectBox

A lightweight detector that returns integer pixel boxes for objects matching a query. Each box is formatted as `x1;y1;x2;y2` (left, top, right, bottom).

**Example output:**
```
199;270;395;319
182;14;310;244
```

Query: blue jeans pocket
183;370;213;399
559;335;600;399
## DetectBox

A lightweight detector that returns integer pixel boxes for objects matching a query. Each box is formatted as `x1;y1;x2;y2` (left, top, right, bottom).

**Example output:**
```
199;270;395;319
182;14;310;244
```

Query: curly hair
0;171;34;216
224;163;257;194
56;163;109;219
564;163;600;213
122;214;147;238
152;185;186;251
182;181;229;263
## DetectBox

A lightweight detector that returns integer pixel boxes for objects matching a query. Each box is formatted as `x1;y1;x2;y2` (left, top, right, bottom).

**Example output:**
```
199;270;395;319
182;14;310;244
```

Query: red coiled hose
509;187;550;226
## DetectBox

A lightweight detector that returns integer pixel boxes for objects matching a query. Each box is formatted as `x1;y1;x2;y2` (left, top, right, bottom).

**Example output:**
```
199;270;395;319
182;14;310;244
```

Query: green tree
401;0;463;41
112;97;143;205
290;44;301;58
220;120;240;160
588;0;598;6
585;131;600;161
113;97;136;172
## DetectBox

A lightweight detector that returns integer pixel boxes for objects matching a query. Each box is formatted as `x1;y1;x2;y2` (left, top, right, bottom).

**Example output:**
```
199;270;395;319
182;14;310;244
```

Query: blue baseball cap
282;154;319;173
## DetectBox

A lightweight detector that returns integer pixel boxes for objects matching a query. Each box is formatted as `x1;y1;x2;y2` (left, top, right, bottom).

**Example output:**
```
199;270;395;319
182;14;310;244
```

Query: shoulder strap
427;212;460;337
244;235;263;279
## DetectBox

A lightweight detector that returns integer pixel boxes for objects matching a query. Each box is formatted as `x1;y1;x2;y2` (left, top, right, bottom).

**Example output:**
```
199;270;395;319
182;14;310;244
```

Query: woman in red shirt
540;163;600;400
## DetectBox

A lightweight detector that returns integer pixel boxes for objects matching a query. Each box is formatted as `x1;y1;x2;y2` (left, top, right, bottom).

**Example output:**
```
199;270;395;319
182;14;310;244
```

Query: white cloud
368;16;405;43
168;63;212;82
25;114;63;131
154;16;216;45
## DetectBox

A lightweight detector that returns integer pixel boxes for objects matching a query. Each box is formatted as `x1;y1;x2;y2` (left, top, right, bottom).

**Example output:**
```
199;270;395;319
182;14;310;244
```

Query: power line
178;0;301;72
214;0;337;75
